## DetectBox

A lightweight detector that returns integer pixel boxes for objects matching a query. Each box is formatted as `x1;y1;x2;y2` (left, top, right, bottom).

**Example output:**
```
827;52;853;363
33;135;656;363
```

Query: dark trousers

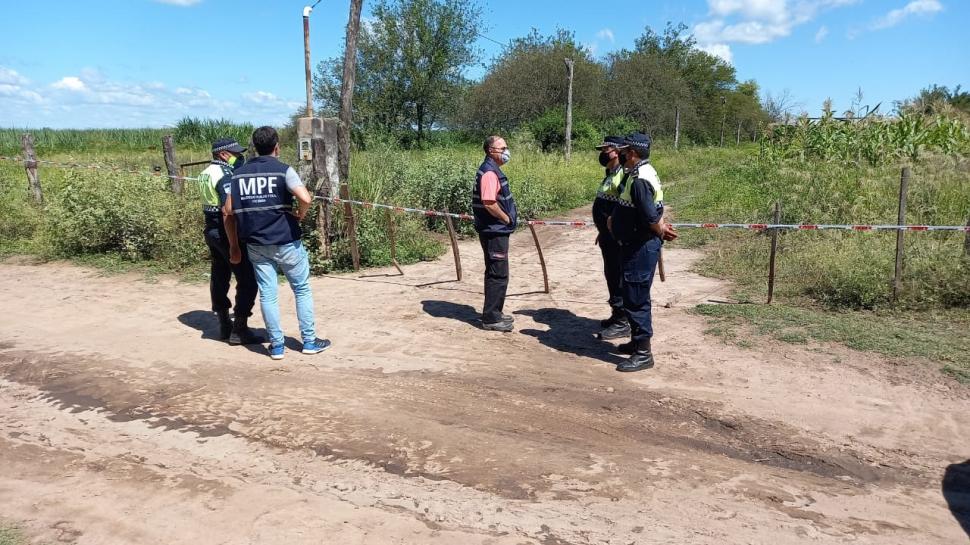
621;237;662;341
204;227;258;318
597;229;624;315
479;233;510;324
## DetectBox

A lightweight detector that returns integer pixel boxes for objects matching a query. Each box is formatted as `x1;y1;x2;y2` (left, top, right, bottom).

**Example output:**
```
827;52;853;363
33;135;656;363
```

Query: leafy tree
461;29;606;134
314;0;482;145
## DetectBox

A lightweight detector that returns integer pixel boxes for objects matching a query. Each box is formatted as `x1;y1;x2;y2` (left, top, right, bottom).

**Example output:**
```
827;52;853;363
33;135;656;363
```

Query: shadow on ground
943;460;970;539
177;310;302;356
516;308;625;366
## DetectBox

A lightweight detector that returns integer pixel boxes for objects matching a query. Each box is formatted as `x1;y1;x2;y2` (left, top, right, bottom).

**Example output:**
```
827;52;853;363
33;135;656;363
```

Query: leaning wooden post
658;250;666;282
528;223;550;294
443;209;462;281
674;106;681;151
387;209;403;275
337;0;363;271
964;217;970;257
892;166;910;303
21;134;42;204
736;120;742;145
162;135;182;194
767;200;781;304
563;58;575;162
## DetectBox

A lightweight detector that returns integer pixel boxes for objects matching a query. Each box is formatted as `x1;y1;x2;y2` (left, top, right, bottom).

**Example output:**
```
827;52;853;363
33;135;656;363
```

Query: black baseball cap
595;135;628;150
211;138;246;154
624;132;652;155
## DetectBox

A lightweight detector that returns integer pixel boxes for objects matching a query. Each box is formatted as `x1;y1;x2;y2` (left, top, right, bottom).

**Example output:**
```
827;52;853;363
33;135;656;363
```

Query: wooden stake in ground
338;0;364;271
162;135;182;194
964;216;970;257
443;210;462;282
21;134;42;204
674;107;681;151
563;58;575;162
767;200;781;304
658;250;665;283
387;209;403;275
892;166;910;303
528;224;550;294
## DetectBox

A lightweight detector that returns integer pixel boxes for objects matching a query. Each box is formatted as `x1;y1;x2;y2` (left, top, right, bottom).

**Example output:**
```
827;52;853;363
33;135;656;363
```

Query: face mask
598;151;610;167
229;154;245;168
500;149;511;164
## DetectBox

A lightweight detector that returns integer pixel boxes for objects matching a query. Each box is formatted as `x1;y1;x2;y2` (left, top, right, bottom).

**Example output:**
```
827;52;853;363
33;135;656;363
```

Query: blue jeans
248;240;316;346
620;237;662;341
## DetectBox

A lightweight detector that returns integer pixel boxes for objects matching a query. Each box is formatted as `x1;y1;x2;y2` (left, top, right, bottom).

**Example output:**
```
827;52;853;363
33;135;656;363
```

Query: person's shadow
515;308;625;365
420;300;480;325
943;460;970;539
177;310;301;355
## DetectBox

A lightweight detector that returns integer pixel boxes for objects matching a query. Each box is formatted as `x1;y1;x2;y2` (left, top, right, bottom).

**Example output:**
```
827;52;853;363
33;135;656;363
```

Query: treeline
313;0;767;148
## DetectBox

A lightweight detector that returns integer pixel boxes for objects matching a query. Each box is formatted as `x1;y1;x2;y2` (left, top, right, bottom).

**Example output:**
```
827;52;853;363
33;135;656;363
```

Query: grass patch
0;523;26;545
694;303;970;380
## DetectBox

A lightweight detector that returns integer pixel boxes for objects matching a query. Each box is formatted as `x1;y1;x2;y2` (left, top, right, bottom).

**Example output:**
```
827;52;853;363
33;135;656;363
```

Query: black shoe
216;310;233;341
229;316;265;345
597;320;631;340
482;320;514;332
617;339;655;372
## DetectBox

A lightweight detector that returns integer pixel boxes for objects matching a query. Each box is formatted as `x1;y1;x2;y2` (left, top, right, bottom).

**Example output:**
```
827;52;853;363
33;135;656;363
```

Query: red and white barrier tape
0;155;199;181
319;196;970;233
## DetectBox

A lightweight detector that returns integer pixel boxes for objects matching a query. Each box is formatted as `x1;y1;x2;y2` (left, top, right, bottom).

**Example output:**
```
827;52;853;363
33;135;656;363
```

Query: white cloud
694;0;859;51
815;25;829;42
154;0;202;6
0;66;29;86
698;43;734;63
871;0;943;30
596;28;615;43
52;76;87;91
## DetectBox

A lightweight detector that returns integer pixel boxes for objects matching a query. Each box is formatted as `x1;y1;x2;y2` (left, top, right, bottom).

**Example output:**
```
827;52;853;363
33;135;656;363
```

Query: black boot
599;308;625;328
216;310;233;341
616;338;655;372
597;318;631;340
229;315;265;345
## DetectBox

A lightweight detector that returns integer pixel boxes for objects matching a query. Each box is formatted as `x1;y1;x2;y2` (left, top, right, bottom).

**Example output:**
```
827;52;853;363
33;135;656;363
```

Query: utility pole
563;58;574;161
719;95;727;147
302;5;314;117
338;0;364;270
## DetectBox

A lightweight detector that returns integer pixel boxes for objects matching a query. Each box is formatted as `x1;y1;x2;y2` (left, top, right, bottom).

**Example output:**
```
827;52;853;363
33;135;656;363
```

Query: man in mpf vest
592;135;630;340
223;126;330;361
608;133;677;372
197;138;262;345
471;135;519;332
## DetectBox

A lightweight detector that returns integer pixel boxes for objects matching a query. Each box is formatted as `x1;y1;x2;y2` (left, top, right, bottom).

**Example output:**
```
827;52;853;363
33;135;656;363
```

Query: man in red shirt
471;136;519;332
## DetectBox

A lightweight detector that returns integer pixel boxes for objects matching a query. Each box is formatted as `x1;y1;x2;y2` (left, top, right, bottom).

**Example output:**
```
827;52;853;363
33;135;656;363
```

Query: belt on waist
203;205;220;213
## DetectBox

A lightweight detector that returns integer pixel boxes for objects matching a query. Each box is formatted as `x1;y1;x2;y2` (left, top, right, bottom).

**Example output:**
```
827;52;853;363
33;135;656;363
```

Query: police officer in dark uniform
197;138;262;345
592;136;630;340
608;133;677;372
471;135;519;332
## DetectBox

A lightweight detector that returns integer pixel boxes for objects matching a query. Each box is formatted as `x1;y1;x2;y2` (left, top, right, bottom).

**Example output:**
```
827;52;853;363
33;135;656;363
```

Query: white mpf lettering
256;176;268;193
240;178;256;195
267;176;278;193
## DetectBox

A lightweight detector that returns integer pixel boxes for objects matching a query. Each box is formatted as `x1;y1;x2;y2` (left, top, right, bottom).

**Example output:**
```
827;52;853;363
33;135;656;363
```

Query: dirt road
1;222;967;544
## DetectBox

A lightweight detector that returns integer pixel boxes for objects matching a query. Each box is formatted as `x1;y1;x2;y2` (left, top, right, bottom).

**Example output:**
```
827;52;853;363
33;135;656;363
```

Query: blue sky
1;0;967;128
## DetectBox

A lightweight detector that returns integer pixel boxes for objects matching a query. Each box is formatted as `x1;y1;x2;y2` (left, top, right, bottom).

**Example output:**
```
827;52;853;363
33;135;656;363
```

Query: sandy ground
0;220;968;545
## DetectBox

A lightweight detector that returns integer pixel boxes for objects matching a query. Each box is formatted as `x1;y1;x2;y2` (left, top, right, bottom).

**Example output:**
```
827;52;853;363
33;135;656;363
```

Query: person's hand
229;245;242;265
662;223;678;241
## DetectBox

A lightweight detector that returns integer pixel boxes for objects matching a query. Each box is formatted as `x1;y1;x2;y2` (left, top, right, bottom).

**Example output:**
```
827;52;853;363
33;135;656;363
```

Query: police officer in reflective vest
608;133;677;372
592;135;630;340
223;126;330;361
472;135;518;332
198;138;262;345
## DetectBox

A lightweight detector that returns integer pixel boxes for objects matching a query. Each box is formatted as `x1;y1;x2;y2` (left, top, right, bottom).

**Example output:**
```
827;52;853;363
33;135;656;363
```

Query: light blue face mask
500;149;511;164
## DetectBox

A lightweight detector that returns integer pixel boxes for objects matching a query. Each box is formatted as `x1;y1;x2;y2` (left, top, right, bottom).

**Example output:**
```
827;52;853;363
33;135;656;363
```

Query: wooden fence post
767;200;781;304
674;106;681;151
736;120;742;145
892;167;910;303
305;117;340;261
564;58;574;162
528;223;550;294
21;134;42;204
162;135;182;194
443;209;462;282
387;209;403;275
964;216;970;257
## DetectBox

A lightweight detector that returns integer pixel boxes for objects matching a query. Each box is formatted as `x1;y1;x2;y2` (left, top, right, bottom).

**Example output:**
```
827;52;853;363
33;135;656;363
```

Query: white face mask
500;149;511;164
